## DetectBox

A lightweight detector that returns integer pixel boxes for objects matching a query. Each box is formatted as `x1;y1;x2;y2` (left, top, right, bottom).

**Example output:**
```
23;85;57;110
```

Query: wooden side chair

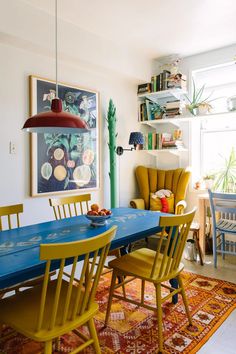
0;204;23;231
0;204;23;298
49;194;120;278
0;204;47;298
208;189;236;267
105;209;196;353
0;226;117;354
49;194;91;220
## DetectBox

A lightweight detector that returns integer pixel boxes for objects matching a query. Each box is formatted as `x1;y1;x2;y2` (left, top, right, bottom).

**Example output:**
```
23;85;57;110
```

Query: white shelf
144;148;188;156
140;116;190;127
137;89;186;103
140;110;236;127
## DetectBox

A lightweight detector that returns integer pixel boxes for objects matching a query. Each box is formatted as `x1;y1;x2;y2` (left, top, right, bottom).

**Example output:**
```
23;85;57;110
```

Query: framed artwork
30;75;100;196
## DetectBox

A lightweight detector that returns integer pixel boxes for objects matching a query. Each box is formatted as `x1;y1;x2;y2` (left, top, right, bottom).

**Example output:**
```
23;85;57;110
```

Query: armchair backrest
135;166;191;210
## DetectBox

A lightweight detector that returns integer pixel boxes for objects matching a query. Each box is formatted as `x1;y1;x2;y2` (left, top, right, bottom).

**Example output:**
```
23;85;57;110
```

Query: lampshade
129;132;144;145
22;98;89;134
22;0;89;134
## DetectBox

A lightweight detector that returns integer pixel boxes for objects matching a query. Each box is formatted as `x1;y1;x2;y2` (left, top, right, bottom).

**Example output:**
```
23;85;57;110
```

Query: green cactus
106;99;118;208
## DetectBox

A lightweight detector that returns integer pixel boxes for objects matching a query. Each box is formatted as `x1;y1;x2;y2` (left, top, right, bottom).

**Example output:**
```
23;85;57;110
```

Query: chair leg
44;340;52;354
155;283;164;353
213;230;217;268
222;233;225;260
104;271;117;326
88;318;101;354
193;230;204;266
141;280;145;305
177;275;192;325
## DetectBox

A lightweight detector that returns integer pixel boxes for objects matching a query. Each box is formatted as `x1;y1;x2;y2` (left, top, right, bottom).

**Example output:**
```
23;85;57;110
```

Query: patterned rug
0;271;236;354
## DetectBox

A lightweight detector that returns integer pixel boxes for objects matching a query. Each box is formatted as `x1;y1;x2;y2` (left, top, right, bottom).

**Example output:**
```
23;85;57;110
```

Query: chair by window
0;226;117;354
208;189;236;267
105;209;196;353
49;194;91;220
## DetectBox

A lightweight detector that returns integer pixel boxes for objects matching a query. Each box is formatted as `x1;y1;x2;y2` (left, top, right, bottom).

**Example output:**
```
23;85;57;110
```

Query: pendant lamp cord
55;0;58;97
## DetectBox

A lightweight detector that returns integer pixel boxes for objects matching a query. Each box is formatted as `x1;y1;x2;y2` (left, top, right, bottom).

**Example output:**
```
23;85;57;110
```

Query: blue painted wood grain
0;208;163;289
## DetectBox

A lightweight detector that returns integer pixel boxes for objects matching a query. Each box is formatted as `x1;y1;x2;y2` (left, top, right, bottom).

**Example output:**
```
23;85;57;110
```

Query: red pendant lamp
22;0;89;134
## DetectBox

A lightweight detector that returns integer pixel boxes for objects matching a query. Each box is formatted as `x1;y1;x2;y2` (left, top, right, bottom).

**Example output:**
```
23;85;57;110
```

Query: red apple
98;211;106;216
105;210;112;215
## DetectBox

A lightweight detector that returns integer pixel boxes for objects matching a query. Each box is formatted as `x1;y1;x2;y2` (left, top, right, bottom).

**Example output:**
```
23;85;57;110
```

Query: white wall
0;43;152;227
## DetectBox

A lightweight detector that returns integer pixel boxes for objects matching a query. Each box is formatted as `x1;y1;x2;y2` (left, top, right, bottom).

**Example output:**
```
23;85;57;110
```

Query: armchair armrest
175;200;187;215
130;198;145;210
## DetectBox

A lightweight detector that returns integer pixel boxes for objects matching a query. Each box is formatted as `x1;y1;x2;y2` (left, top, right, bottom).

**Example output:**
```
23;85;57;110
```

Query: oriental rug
0;271;236;354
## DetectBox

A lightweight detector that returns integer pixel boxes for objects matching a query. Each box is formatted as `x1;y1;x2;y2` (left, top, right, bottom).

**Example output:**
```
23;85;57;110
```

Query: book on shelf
137;83;151;94
143;133;163;150
145;99;156;120
161;70;171;91
139;102;148;121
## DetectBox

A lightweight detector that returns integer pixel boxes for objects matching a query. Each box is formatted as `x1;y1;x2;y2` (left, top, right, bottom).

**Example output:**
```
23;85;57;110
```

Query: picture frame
29;75;100;197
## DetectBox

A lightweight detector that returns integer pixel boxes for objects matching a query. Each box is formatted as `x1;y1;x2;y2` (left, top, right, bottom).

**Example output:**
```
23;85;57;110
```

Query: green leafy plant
150;102;165;117
185;79;214;115
213;147;236;192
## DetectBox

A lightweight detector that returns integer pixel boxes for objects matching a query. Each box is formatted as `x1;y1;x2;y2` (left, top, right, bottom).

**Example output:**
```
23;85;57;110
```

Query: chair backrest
150;209;196;280
208;189;236;228
36;225;117;332
135;166;190;210
49;194;91;220
0;204;23;231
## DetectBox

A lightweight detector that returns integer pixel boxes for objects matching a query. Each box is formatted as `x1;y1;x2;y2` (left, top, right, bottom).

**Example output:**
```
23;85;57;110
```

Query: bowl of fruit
86;204;112;226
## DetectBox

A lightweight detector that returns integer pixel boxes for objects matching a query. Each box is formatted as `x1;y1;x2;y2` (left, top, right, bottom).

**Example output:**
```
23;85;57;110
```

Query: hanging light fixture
22;0;88;134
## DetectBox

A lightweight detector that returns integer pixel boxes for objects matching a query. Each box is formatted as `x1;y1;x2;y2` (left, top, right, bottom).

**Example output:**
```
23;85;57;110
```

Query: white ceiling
23;0;236;59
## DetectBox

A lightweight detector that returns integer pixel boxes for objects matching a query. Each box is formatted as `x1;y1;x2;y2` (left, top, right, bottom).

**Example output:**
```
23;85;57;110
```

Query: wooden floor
183;255;236;354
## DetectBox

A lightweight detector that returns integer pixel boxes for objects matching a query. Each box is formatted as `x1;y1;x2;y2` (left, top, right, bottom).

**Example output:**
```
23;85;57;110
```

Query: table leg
198;198;206;263
170;278;178;304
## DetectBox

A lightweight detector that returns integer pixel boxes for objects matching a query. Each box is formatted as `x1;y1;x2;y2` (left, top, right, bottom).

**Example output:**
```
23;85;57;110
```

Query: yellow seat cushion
108;248;184;282
150;193;175;213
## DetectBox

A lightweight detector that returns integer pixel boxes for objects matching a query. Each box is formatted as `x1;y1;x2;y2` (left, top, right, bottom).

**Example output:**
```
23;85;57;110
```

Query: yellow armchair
130;165;190;214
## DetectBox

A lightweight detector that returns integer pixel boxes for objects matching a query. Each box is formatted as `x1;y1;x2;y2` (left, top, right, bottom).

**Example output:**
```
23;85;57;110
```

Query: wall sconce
116;132;144;155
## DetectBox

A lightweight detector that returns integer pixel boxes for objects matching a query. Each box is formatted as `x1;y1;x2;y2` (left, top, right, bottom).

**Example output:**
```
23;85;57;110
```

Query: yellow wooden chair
0;204;24;300
105;210;196;353
0;203;23;231
0;226;117;354
49;194;120;277
49;194;91;220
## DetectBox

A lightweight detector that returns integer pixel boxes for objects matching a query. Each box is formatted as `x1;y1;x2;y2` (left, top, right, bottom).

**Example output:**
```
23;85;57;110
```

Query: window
191;62;236;190
193;61;236;113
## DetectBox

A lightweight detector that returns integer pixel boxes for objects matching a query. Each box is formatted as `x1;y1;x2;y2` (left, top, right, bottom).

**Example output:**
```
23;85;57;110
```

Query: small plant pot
204;179;214;189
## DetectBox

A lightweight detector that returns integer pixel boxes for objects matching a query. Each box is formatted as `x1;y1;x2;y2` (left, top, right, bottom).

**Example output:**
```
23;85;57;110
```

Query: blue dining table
0;207;178;302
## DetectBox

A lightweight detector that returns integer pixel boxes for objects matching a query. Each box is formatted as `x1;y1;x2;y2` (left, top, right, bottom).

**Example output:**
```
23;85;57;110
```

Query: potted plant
213;147;236;192
203;173;215;189
150;102;165;119
185;79;214;116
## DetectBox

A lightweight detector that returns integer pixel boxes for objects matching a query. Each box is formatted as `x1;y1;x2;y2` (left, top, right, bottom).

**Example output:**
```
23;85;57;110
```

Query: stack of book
161;131;184;149
151;70;170;92
164;100;182;118
137;83;152;94
143;130;183;150
143;133;163;150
